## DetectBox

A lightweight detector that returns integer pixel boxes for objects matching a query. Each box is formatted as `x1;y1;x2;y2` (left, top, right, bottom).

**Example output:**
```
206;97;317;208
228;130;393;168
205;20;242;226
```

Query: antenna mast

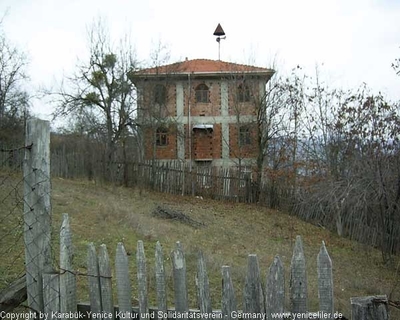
213;23;226;60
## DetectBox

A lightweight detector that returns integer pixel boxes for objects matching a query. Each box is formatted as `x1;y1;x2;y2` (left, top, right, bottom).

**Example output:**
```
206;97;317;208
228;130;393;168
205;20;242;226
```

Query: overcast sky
1;0;400;121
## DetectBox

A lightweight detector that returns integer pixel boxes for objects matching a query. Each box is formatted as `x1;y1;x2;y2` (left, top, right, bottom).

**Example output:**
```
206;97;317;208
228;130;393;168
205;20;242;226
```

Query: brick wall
141;78;261;163
212;124;222;159
183;124;222;160
139;82;177;119
228;80;259;116
193;129;213;160
183;80;221;117
166;84;177;116
143;125;177;160
229;123;259;159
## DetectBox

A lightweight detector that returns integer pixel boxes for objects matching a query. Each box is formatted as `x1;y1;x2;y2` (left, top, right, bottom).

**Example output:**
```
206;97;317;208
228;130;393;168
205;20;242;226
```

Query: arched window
195;84;209;103
156;127;168;146
237;84;250;102
154;84;166;104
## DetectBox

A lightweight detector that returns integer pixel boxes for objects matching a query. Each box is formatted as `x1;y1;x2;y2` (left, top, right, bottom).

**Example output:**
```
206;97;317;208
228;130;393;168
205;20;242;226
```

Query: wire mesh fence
0;119;53;314
0;144;29;290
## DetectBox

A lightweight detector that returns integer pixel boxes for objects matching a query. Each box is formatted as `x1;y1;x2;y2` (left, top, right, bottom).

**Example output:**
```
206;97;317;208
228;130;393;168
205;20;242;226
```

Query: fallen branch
389;299;400;310
152;205;205;229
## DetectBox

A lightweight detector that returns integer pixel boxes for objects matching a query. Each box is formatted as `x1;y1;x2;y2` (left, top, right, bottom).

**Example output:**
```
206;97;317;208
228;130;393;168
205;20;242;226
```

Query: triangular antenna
213;23;226;60
213;23;225;36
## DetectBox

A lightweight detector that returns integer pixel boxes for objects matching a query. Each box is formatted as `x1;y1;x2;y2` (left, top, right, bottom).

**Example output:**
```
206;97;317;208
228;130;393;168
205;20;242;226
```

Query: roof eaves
134;70;275;77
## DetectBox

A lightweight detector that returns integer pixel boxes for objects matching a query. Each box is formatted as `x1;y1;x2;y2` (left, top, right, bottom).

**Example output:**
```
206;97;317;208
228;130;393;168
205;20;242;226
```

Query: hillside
1;175;399;318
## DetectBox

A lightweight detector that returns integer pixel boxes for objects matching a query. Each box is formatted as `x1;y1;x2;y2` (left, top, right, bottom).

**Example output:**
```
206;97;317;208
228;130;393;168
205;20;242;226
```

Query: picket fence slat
243;254;264;317
60;213;77;313
196;251;212;314
87;242;102;315
52;216;390;320
115;242;132;318
98;245;113;319
172;242;189;317
137;240;149;318
43;273;60;320
155;241;167;319
265;255;285;320
317;241;334;319
221;265;237;320
290;235;308;314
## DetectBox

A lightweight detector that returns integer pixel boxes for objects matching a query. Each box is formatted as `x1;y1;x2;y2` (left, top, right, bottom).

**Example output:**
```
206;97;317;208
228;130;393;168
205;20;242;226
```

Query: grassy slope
1;175;399;317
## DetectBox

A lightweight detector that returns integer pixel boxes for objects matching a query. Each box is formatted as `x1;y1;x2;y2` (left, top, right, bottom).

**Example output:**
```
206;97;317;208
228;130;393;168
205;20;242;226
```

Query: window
156;127;168;146
239;126;252;146
237;84;250;102
195;84;209;103
154;84;166;104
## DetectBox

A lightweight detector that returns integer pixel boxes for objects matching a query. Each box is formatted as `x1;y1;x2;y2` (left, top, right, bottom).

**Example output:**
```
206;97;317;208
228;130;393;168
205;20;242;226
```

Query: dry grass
1;175;400;318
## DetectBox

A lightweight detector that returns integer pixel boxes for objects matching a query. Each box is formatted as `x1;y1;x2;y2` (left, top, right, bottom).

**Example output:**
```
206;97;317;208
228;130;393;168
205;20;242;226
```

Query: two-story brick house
132;58;274;169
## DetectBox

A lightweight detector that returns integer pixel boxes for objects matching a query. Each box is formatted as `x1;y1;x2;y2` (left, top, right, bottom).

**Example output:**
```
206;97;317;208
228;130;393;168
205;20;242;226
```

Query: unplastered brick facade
133;59;274;168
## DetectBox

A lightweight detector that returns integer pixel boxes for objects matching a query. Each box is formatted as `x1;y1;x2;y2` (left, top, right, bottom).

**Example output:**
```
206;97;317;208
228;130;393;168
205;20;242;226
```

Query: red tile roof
138;59;274;75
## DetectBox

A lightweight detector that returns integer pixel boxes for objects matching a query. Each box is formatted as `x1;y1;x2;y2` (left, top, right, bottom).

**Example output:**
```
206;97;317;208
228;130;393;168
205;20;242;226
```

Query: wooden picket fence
20;119;390;320
36;214;389;320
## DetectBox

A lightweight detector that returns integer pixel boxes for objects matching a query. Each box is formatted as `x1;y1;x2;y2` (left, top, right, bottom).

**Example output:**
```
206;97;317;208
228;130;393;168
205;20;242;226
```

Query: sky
1;0;400;123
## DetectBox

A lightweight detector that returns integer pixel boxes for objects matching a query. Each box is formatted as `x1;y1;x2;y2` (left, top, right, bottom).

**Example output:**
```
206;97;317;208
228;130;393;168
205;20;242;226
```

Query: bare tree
254;72;290;205
392;54;400;76
293;77;400;262
0;19;30;144
52;19;138;180
136;41;174;163
337;90;400;262
224;65;301;207
221;72;260;178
